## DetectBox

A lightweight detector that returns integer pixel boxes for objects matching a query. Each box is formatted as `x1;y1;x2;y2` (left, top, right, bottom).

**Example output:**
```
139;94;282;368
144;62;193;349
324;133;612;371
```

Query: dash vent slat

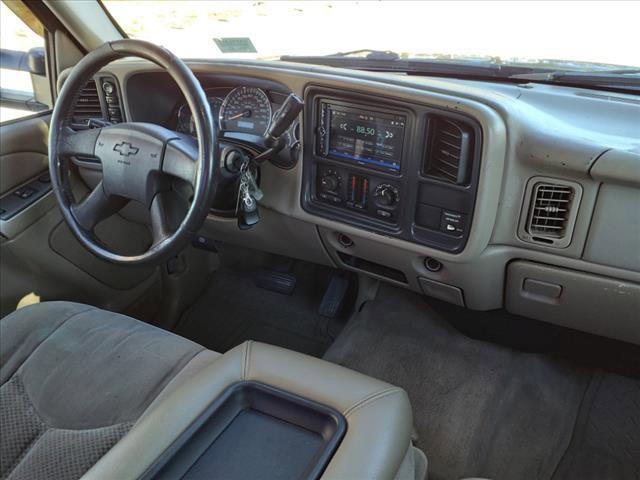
527;183;574;239
424;116;473;185
71;80;103;124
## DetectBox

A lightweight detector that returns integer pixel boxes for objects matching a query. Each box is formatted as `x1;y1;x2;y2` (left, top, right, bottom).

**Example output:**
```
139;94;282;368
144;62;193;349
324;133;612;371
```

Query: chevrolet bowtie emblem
113;142;139;156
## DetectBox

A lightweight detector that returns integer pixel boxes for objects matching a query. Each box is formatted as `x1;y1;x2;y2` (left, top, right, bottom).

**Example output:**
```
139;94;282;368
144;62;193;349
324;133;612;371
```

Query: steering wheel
49;39;216;266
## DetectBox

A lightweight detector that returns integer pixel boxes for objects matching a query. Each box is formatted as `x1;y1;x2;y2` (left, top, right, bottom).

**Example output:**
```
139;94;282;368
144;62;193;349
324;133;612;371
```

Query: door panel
0;112;49;194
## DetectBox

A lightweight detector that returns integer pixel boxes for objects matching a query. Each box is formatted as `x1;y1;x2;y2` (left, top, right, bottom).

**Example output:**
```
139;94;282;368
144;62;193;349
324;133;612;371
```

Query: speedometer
220;86;272;135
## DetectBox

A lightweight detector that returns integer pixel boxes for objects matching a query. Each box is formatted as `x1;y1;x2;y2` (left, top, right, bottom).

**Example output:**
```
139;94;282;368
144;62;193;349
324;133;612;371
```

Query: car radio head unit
317;102;406;173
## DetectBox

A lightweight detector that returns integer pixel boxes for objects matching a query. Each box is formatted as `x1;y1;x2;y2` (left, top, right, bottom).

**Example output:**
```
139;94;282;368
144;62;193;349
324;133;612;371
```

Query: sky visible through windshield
102;1;640;68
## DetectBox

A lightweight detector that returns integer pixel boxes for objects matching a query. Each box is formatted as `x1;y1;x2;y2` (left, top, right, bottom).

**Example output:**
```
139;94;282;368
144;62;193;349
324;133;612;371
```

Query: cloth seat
0;301;421;480
0;302;219;480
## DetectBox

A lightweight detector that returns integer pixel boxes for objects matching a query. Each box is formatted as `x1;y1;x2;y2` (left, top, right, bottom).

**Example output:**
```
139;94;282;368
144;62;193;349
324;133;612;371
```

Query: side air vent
518;177;582;248
72;79;104;124
528;184;573;236
424;116;474;185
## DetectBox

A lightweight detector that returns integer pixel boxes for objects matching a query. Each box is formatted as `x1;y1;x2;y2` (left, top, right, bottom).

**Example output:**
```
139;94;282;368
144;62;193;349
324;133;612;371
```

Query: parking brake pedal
253;269;296;295
319;275;349;318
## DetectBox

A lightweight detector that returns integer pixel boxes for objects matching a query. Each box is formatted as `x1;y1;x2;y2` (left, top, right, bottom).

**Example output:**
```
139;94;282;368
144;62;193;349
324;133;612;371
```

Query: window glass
1;1;46;122
102;1;639;68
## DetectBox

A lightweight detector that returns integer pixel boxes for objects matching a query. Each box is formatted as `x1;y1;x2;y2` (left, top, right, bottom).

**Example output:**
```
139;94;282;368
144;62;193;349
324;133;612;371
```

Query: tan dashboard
79;59;640;345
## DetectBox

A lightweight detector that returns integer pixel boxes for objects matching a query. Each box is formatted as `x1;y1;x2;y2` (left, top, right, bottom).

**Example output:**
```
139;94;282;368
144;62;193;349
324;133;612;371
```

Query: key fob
238;191;260;230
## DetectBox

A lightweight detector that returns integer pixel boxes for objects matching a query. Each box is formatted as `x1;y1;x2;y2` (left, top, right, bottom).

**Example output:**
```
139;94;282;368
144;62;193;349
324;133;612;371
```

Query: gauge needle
226;110;251;121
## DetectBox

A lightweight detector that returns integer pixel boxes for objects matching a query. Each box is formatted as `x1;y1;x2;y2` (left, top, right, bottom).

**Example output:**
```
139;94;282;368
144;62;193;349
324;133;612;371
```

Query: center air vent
71;79;104;124
424;116;474;185
518;177;582;248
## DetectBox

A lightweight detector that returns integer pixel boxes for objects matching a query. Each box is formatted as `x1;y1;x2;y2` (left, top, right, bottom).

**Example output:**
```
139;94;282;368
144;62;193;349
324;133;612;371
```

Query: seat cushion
1;302;419;480
0;301;216;480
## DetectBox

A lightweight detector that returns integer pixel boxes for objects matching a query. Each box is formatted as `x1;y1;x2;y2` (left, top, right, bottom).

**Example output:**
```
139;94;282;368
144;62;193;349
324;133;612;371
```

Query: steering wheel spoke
70;181;128;231
58;126;103;161
149;191;175;246
162;136;198;185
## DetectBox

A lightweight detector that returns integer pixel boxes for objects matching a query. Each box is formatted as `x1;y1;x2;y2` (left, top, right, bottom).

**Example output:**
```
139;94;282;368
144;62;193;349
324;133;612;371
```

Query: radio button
440;210;465;235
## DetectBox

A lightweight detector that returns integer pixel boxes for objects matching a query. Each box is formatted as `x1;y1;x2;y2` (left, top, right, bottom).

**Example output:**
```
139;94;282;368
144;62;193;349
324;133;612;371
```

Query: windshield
102;1;639;71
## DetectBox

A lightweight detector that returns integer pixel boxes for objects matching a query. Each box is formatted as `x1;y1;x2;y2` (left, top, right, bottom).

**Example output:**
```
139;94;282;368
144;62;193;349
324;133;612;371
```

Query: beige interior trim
83;341;414;480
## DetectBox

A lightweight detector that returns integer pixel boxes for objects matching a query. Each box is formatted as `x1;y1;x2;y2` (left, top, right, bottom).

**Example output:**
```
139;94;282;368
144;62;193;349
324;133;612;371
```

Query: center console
302;86;483;253
100;340;419;480
142;381;346;480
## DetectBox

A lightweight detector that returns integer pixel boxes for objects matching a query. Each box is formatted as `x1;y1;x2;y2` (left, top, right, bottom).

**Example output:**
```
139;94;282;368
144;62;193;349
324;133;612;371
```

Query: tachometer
176;97;223;136
220;86;272;135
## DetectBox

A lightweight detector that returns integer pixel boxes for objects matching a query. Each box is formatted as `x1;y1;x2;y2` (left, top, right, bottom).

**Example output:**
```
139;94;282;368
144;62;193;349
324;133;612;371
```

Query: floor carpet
324;285;640;480
175;260;347;358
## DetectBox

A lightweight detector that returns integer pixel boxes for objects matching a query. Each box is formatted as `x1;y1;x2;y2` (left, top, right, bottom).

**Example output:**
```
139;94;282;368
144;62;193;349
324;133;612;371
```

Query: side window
0;0;50;123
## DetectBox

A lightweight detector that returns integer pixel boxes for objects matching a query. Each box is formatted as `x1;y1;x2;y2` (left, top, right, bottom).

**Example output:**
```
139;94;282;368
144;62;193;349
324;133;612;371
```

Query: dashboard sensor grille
527;183;574;239
72;80;103;123
424;116;473;185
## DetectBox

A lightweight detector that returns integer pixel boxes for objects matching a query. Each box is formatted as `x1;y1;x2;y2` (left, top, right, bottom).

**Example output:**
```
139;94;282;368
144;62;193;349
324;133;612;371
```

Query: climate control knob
320;170;341;193
374;184;399;207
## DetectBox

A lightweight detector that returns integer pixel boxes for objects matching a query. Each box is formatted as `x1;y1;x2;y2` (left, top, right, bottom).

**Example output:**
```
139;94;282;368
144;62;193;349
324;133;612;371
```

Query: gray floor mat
552;372;640;480
175;265;335;357
324;285;595;480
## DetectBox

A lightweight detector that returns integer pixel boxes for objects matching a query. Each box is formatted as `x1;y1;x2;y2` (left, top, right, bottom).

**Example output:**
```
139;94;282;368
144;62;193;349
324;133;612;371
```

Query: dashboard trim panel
301;85;483;253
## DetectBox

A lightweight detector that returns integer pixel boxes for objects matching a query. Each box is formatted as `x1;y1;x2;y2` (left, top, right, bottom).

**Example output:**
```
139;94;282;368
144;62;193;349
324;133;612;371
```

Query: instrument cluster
175;86;299;152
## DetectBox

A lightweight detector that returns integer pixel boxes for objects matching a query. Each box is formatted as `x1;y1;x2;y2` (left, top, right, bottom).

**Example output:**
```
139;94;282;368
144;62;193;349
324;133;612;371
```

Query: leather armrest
83;341;413;480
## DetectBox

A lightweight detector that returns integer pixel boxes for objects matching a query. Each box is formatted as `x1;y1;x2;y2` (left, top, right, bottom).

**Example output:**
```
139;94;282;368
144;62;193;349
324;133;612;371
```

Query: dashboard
126;77;481;252
68;60;640;346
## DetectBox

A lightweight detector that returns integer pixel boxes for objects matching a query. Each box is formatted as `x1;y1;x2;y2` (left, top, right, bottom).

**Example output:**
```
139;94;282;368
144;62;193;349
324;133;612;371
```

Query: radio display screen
326;104;406;172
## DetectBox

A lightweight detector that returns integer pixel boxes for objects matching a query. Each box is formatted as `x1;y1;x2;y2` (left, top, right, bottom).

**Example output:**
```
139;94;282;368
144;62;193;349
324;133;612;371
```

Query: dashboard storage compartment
337;251;408;284
505;261;640;345
583;184;640;272
142;381;346;480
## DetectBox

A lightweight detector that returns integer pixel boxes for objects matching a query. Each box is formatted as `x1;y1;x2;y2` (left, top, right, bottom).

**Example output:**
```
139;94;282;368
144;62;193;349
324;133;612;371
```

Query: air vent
518;177;582;248
72;79;104;124
424;116;473;185
528;183;574;237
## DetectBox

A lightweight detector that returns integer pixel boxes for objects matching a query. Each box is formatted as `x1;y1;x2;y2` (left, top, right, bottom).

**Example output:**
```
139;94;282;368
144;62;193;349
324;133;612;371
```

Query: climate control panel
315;164;401;224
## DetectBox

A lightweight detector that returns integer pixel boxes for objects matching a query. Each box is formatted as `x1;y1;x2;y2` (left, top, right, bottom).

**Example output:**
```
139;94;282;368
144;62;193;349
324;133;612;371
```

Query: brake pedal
319;275;349;318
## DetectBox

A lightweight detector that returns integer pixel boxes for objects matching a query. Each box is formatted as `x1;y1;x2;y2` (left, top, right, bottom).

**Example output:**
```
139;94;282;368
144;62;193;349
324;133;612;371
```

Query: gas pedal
319;275;349;318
